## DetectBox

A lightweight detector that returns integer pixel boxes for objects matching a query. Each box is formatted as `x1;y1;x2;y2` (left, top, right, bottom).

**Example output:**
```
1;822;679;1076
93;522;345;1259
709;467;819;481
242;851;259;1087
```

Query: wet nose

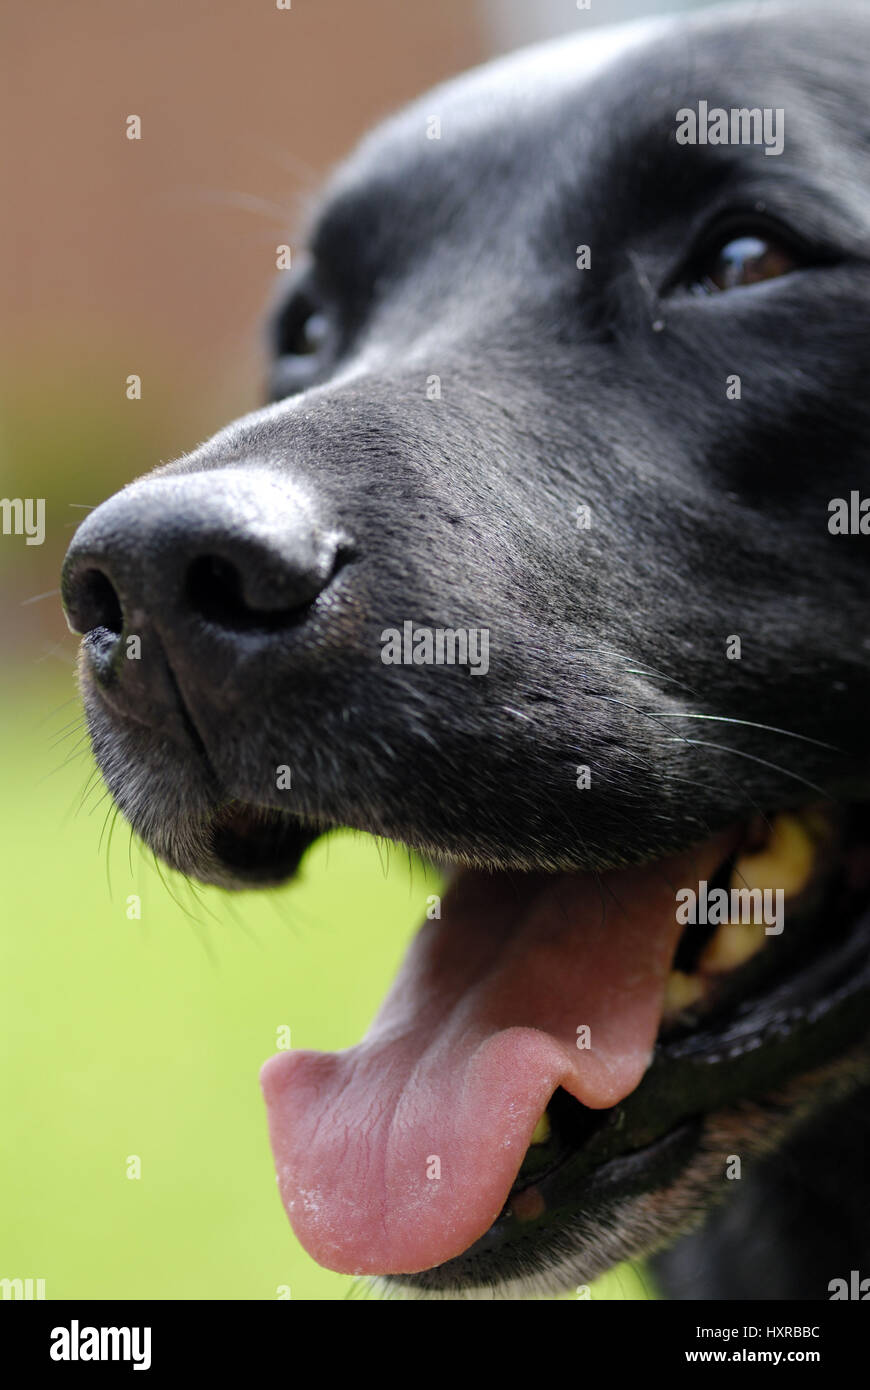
62;467;344;674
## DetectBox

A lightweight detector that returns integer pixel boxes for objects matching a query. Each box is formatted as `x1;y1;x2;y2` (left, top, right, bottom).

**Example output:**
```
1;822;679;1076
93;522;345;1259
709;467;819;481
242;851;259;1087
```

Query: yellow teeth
732;812;817;899
662;969;707;1020
664;809;830;1024
530;1113;551;1146
699;920;767;974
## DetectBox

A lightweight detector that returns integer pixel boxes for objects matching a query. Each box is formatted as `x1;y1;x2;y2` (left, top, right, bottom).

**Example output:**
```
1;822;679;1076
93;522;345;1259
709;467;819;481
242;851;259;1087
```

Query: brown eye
694;234;799;294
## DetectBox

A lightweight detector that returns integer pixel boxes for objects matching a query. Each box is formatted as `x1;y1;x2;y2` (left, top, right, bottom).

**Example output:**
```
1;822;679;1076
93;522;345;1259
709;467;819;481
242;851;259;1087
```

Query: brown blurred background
0;0;490;662
3;0;485;387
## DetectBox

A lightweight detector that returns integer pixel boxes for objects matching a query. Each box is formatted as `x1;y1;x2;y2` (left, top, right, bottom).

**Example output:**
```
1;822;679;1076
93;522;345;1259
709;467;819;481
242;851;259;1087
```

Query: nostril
67;567;124;637
186;555;252;626
185;537;349;631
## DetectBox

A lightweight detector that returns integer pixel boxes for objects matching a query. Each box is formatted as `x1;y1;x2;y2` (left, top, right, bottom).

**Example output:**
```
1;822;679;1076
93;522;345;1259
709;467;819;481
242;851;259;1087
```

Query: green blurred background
0;0;682;1300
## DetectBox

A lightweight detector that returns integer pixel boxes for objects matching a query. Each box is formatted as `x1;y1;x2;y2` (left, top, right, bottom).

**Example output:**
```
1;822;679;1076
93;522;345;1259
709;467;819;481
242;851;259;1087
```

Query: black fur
62;1;870;1298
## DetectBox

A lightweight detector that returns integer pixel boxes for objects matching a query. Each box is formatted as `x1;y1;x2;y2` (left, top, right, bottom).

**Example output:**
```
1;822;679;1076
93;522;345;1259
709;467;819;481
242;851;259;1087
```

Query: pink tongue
261;834;733;1275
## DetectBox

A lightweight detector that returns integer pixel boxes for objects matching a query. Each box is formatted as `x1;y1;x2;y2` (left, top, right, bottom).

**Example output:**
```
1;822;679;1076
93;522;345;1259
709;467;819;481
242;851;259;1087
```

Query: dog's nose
62;467;343;666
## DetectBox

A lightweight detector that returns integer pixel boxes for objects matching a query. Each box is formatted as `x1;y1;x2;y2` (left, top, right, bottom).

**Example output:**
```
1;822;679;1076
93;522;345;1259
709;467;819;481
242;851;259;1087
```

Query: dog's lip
207;800;318;886
78;658;319;888
394;1117;705;1296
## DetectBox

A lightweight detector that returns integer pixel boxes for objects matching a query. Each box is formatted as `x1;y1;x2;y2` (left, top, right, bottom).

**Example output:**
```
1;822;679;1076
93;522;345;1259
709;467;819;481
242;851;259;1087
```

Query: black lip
208;802;318;885
396;1118;704;1295
79;659;320;888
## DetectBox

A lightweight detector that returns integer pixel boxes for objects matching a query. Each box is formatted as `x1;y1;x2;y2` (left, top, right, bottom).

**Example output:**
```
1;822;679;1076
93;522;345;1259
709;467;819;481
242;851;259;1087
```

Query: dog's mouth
257;801;870;1288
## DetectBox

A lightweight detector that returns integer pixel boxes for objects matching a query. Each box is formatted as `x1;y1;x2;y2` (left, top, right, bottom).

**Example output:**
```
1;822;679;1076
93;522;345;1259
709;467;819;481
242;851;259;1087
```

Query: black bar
2;1297;865;1373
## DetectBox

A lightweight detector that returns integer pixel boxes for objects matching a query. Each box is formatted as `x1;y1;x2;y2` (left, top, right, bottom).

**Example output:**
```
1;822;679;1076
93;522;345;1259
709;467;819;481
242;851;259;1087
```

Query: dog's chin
110;791;320;893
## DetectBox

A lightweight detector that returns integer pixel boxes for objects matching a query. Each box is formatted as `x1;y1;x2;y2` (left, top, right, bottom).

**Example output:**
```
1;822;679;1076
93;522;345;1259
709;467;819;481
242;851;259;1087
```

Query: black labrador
62;1;870;1299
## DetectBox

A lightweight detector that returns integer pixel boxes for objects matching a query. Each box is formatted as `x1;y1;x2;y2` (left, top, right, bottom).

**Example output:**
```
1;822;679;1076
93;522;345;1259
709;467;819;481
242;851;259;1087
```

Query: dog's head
62;2;870;1295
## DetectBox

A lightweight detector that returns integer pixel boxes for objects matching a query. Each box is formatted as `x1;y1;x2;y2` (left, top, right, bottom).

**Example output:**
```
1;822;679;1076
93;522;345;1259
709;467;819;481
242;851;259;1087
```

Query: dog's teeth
664;807;833;1027
733;812;816;898
662;969;706;1018
699;920;767;974
530;1113;551;1145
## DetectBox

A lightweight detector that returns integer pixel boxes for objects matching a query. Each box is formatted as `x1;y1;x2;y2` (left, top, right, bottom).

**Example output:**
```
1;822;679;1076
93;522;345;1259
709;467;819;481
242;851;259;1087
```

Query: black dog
62;1;870;1299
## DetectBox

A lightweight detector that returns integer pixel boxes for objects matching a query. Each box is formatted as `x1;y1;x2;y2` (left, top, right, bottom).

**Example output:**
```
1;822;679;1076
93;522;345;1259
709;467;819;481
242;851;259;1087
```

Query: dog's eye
689;233;800;294
275;299;332;358
269;289;337;400
292;309;330;356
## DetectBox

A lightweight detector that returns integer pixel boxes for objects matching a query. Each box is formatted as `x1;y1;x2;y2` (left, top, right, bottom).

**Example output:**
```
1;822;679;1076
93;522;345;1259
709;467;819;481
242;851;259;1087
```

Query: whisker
649;712;839;752
33;695;80;728
587;691;772;828
35;644;75;665
61;766;100;823
623;666;706;696
174;187;294;225
20;588;61;606
48;722;88;751
40;743;91;784
86;786;113;818
182;874;226;930
98;799;117;856
617;651;719;705
660;738;831;799
218;892;262;948
74;769;104;816
104;804;121;900
150;852;219;966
